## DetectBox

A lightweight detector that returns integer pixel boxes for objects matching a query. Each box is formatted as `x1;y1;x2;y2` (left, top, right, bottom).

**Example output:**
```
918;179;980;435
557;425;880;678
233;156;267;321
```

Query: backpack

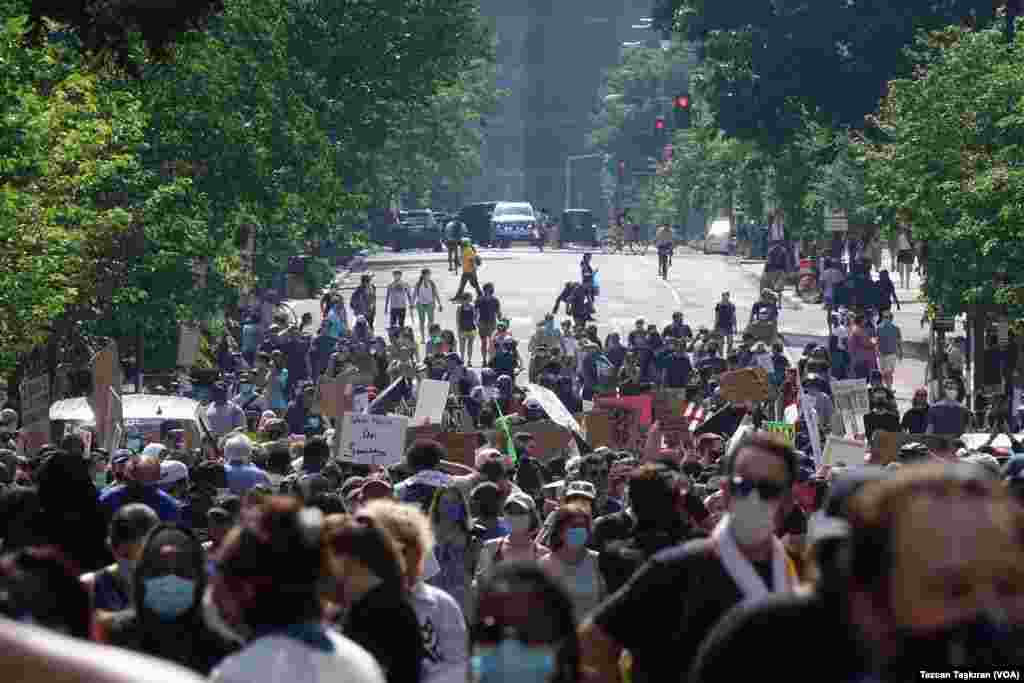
492;343;518;374
593;352;616;386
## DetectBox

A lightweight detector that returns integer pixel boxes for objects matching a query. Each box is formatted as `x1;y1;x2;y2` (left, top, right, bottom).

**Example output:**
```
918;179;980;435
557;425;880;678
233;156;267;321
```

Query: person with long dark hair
470;561;581;683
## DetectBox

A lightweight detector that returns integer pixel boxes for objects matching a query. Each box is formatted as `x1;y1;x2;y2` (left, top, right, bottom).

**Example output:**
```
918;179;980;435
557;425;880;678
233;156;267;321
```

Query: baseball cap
504;491;536;514
563;480;597;501
224;434;253;462
157;460;189;487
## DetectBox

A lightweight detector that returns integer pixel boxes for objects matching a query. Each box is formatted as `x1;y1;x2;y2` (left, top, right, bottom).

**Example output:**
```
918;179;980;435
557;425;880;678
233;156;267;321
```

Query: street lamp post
564;153;606;212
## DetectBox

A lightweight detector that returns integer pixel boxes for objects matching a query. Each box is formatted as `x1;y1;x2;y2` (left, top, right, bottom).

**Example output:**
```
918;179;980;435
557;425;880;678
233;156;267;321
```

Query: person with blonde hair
359;500;468;683
321;514;423;683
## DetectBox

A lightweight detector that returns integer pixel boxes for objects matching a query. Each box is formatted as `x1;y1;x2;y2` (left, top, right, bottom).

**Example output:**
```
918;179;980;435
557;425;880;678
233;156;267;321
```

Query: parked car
389;209;444;251
560;209;598;246
704;218;733;255
490;201;537;247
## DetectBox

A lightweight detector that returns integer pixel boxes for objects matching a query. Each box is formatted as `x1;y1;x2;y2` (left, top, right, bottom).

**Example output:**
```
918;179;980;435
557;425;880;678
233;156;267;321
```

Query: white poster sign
800;393;823;466
176;323;202;368
526;384;582;435
413;379;450;425
830;379;869;438
339;412;408;466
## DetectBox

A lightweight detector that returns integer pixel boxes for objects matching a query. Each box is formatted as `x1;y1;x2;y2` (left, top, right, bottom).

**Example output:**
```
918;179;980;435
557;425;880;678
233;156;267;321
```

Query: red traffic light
655;117;666;130
675;95;690;109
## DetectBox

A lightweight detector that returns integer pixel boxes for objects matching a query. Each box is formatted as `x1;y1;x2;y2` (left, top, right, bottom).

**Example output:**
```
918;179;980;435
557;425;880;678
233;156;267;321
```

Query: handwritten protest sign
339;413;408;466
414;379;450;425
19;373;50;454
436;431;480;468
496;420;571;459
92;343;120;451
800;393;823;465
719;368;770;403
596;395;653;427
583;411;613;448
823;435;864;467
830;379;869;437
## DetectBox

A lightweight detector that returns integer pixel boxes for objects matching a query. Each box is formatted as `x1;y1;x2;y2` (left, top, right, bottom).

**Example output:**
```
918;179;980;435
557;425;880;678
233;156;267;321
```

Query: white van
703;218;732;255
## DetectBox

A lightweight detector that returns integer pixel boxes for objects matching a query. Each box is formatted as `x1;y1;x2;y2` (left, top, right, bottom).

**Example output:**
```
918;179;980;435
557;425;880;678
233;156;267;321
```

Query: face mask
565;527;589;549
506;513;531;534
729;491;779;547
471;639;556;683
143;574;197;620
887;613;1023;677
441;502;466;522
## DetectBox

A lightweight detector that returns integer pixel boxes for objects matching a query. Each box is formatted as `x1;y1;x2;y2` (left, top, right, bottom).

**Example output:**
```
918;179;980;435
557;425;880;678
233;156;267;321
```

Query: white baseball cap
157;460;189;487
224;434;253;462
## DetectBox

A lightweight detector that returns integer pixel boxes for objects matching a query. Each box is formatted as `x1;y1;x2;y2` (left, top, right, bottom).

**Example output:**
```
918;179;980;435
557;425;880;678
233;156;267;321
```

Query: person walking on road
351;274;377;331
413;268;443;343
475;282;502;366
896;229;915;289
714;292;737;354
455;293;479;366
876;311;903;389
444;218;464;272
452;238;482;301
385;270;412;330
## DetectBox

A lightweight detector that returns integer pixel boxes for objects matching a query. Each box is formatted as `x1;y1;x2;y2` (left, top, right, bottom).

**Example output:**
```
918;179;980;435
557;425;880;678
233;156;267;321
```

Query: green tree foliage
860;25;1024;317
653;0;1004;147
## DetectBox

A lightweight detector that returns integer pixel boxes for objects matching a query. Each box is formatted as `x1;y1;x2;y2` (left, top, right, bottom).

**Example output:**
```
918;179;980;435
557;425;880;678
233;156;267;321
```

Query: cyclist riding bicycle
655;225;674;278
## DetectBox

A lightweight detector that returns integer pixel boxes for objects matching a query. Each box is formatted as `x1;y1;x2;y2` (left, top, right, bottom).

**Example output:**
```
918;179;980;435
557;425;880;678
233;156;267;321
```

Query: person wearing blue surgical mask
98;525;237;674
470;560;580;683
539;502;606;621
427;485;479;612
80;503;160;615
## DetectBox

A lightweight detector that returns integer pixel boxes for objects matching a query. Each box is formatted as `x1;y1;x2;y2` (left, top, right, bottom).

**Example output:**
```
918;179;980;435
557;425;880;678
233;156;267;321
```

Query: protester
81;503;160;615
539;502;605;620
474;491;543;584
359;499;468;683
210;497;385;683
321;513;424;683
427;485;480;612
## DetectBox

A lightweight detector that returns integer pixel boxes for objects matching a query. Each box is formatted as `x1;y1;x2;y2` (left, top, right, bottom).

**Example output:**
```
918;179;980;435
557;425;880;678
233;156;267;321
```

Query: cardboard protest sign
92;343;120;451
436;431;481;468
823;435;865;467
176;323;202;368
875;430;904;465
339;413;408;466
407;423;443;445
19;373;50;454
414;379;450;425
595;394;653;427
800;393;823;465
525;384;582;435
604;404;640;451
830;379;869;438
494;419;571;458
583;411;613;448
652;390;685;422
719;368;770;403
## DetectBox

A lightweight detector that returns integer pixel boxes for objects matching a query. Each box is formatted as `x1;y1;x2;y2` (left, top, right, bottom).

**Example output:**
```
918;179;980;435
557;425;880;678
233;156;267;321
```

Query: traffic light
673;94;691;129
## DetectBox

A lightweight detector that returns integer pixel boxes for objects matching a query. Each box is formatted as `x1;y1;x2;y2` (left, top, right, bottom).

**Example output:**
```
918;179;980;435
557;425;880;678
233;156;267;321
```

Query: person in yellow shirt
452;237;483;301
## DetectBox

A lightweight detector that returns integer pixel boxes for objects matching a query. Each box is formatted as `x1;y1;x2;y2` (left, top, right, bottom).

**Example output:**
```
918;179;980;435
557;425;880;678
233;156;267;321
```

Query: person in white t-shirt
209;498;384;683
413;268;443;342
385;270;412;331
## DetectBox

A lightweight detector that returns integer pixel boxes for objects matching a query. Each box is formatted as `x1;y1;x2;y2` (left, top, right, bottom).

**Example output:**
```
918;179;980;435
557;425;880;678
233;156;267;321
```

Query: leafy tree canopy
653;0;1005;147
860;25;1024;317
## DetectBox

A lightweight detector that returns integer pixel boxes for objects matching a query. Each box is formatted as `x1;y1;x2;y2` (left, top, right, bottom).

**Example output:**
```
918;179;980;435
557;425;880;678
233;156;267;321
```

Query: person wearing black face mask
900;388;929;434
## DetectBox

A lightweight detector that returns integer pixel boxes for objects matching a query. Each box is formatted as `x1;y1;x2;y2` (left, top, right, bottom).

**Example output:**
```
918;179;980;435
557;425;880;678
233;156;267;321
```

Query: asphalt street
288;246;928;409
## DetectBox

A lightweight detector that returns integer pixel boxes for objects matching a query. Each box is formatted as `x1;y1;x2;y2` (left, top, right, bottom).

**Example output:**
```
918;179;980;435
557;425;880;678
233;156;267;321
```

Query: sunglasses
728;476;787;501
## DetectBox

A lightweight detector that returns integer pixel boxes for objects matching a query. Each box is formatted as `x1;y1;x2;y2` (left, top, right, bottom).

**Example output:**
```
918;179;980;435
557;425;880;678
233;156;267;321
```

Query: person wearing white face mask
580;432;799;683
473;493;543;589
